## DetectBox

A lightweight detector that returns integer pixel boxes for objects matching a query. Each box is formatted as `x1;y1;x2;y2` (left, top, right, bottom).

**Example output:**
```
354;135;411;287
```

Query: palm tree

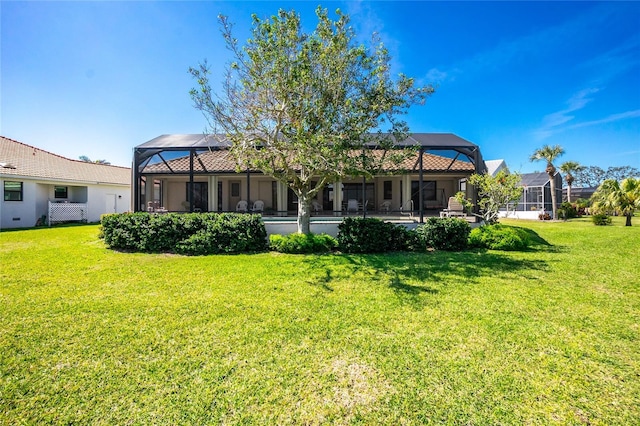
530;145;565;219
79;155;111;165
559;161;582;203
591;178;640;226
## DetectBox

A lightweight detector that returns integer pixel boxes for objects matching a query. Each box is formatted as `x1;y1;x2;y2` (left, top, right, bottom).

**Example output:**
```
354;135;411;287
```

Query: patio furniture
400;200;414;219
236;200;248;212
347;199;359;213
251;200;264;213
311;200;323;214
379;200;391;213
440;197;467;218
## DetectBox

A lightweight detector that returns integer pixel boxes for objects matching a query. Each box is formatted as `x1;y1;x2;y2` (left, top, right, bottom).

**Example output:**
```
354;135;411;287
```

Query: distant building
1;136;131;229
563;186;597;202
484;159;509;177
500;172;563;220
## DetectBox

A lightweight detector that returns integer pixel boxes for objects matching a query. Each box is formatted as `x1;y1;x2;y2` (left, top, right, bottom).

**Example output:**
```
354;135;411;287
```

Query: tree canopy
468;170;522;225
559;161;582;203
573;165;639;188
591;177;640;226
189;7;433;233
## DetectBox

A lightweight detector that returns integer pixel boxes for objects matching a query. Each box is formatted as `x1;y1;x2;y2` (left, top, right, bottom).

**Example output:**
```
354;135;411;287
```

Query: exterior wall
86;184;130;219
1;179;38;229
1;177;130;229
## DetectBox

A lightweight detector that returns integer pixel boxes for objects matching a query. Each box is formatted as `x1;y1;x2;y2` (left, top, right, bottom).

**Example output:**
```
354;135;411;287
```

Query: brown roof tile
0;136;130;185
141;149;474;174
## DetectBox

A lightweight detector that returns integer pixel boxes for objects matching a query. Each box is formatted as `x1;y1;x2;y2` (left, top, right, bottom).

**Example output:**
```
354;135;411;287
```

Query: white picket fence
48;201;88;225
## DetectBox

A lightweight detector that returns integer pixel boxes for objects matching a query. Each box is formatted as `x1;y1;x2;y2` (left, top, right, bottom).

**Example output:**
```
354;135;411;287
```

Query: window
231;182;240;197
54;186;68;199
4;181;23;201
383;180;392;200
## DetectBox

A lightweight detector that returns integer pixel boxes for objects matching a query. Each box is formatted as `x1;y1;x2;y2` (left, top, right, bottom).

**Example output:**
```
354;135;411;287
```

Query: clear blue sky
2;1;639;173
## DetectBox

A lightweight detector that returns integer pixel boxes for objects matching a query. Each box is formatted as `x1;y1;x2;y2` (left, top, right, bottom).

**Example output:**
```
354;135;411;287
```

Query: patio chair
311;200;323;214
400;200;414;219
236;200;248;212
347;199;359;213
251;200;264;213
379;200;391;214
440;197;467;218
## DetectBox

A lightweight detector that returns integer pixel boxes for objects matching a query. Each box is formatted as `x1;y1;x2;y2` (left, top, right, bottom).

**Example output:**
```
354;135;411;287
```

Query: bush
558;202;579;220
468;224;531;251
269;233;337;254
538;213;551;220
414;217;470;251
337;217;410;253
592;213;612;226
100;212;268;254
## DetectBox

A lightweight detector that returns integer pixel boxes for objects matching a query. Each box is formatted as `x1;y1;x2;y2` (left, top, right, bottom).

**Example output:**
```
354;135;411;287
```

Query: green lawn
1;218;638;425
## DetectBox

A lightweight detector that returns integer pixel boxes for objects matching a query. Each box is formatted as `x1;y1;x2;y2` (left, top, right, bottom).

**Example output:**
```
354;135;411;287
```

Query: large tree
530;144;564;220
559;160;582;203
591;178;640;226
573;165;639;188
189;7;433;233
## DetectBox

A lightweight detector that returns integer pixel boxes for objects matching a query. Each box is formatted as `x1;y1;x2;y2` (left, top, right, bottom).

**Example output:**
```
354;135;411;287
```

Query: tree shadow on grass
301;250;549;306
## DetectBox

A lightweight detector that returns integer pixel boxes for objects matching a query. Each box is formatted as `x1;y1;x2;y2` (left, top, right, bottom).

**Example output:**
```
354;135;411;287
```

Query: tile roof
141;149;474;174
0;136;130;185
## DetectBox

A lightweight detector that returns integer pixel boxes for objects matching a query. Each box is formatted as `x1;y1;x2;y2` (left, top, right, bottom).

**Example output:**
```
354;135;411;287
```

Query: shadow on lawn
302;249;549;300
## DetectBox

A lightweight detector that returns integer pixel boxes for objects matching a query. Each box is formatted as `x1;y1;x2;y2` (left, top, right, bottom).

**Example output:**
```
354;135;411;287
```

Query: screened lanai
132;133;486;223
505;172;563;214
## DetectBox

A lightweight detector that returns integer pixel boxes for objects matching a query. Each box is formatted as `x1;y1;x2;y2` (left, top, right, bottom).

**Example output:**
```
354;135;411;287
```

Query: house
500;171;563;220
1;136;131;229
484;159;509;177
132;133;486;222
563;186;597;202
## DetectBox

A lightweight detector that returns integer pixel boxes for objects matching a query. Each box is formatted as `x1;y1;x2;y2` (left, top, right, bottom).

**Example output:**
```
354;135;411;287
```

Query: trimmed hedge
415;217;471;251
100;212;267;255
468;224;531;251
337;217;410;253
269;233;337;254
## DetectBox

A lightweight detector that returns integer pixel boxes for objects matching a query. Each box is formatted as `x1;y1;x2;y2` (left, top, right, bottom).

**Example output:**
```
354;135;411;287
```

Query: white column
333;180;343;216
277;181;288;216
402;175;412;210
145;175;154;210
209;176;218;211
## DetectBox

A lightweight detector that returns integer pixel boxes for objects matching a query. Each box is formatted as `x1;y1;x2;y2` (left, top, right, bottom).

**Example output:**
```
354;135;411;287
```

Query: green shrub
592;213;612;226
415;217;470;251
558;202;579;220
100;212;267;254
468;224;532;251
269;233;337;254
337;217;409;253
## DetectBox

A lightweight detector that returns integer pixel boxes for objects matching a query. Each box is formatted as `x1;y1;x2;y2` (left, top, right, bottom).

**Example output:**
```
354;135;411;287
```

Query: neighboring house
563;186;597;202
0;136;131;229
484;159;509;177
132;133;486;221
501;172;563;219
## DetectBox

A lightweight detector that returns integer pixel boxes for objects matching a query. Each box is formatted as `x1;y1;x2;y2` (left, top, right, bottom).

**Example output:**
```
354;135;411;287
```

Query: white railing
48;201;88;225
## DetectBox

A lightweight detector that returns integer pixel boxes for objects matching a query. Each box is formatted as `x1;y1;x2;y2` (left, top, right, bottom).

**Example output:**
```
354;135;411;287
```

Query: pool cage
504;172;563;213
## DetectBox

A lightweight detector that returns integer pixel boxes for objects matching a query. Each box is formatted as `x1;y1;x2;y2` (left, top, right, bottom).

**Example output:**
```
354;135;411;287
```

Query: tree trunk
567;184;572;203
549;173;558;220
625;214;632;227
297;191;312;234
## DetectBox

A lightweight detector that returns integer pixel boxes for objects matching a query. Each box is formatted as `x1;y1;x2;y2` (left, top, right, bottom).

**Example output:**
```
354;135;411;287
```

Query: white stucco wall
1;177;130;229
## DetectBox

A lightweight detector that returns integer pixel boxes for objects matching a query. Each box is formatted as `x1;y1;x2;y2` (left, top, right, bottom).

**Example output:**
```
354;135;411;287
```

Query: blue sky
2;1;639;173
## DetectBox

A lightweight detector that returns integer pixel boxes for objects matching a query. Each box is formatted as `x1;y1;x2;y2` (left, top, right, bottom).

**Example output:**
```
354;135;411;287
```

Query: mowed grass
1;218;638;425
